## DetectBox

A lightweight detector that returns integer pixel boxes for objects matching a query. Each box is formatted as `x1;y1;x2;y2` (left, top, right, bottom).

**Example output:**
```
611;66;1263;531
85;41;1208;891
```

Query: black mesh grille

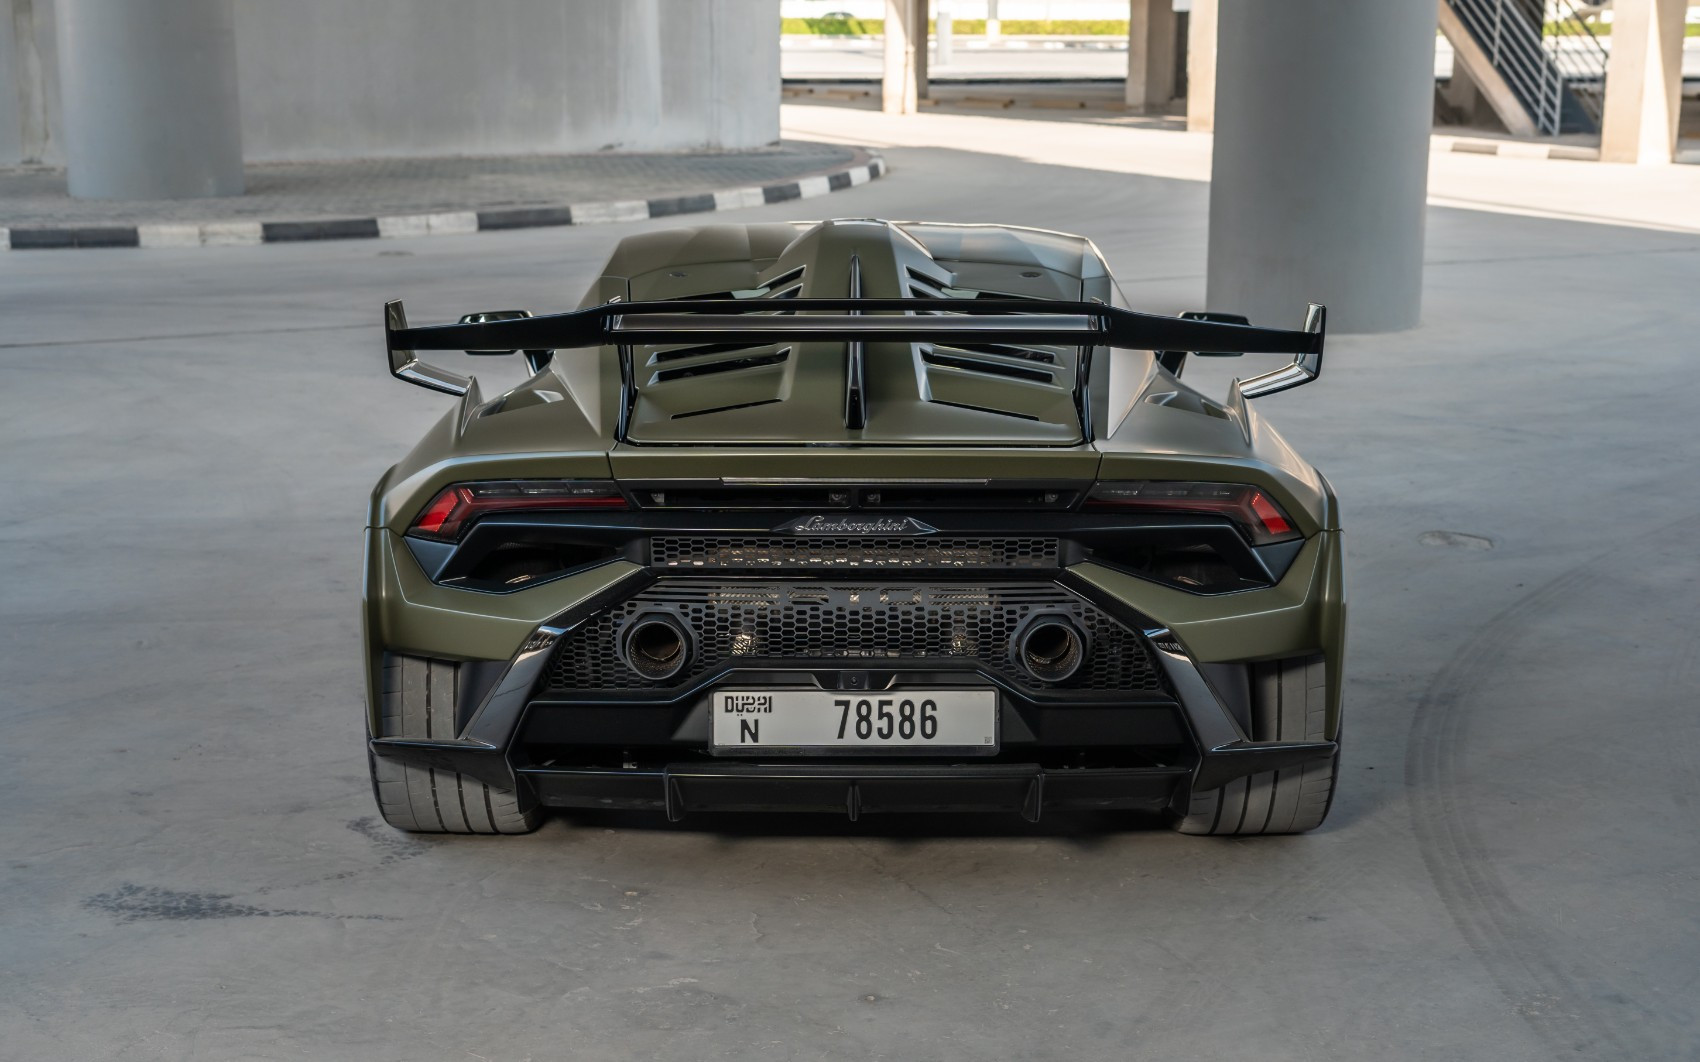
650;536;1059;571
543;580;1163;695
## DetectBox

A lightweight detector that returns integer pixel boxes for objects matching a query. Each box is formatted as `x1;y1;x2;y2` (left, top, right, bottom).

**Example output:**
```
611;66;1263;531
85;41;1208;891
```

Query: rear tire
1173;654;1338;836
367;654;541;835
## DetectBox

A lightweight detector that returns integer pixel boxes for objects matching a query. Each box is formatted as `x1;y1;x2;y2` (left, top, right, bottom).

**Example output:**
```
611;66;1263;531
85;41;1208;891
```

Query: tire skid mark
1407;519;1700;1060
249;816;435;897
85;883;392;923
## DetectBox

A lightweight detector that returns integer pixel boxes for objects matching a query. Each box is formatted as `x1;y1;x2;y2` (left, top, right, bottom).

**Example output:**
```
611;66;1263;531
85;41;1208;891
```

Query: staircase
1439;0;1609;136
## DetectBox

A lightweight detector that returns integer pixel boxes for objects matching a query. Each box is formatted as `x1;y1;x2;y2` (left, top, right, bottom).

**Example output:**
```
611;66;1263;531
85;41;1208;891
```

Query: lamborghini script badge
776;514;937;535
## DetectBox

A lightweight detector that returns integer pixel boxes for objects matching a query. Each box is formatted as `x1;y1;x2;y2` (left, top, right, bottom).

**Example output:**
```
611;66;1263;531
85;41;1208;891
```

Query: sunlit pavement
780;32;1700;80
2;104;1697;1060
783;103;1700;232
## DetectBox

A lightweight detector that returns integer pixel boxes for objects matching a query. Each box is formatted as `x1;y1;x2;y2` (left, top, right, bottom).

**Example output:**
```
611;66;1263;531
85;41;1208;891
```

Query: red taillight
408;480;627;541
1085;481;1303;546
1247;490;1294;537
413;488;467;537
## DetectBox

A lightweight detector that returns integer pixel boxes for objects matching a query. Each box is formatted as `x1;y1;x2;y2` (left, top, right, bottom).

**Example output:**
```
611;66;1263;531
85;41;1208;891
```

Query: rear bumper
366;736;1331;821
524;761;1189;822
366;533;1344;821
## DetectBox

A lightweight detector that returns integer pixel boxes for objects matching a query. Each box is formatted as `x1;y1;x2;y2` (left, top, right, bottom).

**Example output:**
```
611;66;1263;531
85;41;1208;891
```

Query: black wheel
1173;655;1338;836
367;654;541;835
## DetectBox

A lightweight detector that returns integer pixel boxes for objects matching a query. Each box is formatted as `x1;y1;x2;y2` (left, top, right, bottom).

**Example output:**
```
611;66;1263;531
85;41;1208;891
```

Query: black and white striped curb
2;154;886;251
1433;135;1599;161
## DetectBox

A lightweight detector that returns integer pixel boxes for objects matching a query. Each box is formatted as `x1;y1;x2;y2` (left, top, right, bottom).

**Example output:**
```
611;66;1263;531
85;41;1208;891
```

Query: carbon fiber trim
649;535;1060;571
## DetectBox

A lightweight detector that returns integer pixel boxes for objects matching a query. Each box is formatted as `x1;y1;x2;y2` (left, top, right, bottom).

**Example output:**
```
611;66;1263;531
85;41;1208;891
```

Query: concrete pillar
1207;0;1435;334
985;0;1000;40
883;0;924;114
1;0;59;166
1125;0;1177;113
915;1;930;101
1599;0;1687;164
56;0;242;198
936;0;953;67
1185;0;1216;132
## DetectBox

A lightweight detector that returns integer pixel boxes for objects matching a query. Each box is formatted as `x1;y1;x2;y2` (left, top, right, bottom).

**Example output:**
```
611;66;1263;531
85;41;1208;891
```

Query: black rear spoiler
383;297;1326;423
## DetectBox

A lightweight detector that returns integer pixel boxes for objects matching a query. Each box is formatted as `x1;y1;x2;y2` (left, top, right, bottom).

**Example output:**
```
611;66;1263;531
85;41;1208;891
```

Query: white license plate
711;690;998;750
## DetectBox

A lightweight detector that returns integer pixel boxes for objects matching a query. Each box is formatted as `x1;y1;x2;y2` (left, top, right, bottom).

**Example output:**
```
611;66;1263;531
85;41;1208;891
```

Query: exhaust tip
1015;615;1088;684
622;613;692;681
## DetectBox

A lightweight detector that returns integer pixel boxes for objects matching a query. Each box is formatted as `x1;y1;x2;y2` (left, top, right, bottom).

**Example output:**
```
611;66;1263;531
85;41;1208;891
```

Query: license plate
711;690;998;751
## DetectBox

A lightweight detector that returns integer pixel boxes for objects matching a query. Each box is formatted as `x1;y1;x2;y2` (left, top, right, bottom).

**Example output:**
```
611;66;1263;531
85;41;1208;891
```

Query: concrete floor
3;107;1698;1061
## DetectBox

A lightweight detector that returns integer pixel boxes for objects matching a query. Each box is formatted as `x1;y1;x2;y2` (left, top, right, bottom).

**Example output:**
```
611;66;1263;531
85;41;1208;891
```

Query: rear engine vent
1089;541;1265;594
904;274;1077;424
907;270;1047;303
905;267;955;299
661;267;805;303
942;343;1057;364
652;347;790;384
922;347;1056;384
758;266;804;297
651;342;755;364
651;535;1060;571
444;541;619;592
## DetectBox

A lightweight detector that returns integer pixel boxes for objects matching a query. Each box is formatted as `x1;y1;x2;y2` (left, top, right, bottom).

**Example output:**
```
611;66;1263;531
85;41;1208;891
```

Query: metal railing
1541;0;1608;127
1446;0;1607;134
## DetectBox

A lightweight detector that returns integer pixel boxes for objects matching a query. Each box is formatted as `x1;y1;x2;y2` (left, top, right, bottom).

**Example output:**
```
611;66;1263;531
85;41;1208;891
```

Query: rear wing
383;296;1325;433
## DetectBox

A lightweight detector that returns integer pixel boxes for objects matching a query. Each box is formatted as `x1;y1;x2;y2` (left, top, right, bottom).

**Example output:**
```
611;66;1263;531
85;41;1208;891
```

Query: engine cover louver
619;219;1093;446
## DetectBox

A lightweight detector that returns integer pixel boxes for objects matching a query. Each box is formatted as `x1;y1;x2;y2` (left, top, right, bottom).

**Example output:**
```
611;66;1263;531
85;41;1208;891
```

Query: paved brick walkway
0;141;858;227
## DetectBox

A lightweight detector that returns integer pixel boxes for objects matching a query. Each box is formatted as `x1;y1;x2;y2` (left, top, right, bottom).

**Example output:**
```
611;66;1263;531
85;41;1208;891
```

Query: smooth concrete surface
1209;1;1437;334
3;106;1699;1060
1;0;781;166
781;102;1700;233
54;0;244;199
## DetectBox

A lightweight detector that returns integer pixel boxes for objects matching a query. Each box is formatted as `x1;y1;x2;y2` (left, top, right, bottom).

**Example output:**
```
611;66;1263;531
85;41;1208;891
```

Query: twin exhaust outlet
1013;615;1089;684
618;611;1091;686
621;614;694;681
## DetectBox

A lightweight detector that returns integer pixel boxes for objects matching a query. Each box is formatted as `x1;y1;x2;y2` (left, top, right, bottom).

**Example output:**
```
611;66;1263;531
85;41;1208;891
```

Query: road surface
3;105;1698;1061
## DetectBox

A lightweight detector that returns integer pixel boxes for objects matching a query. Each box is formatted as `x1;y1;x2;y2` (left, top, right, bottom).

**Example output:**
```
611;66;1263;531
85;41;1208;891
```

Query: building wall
234;0;781;161
0;0;780;167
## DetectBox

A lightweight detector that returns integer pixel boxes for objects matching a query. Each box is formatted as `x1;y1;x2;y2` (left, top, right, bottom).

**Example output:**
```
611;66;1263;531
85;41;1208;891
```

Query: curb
2;152;886;251
1433;135;1600;161
783;37;1125;49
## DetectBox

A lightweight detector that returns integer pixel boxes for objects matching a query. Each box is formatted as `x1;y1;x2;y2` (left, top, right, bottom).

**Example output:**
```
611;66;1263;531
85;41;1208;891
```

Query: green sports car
364;218;1342;836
